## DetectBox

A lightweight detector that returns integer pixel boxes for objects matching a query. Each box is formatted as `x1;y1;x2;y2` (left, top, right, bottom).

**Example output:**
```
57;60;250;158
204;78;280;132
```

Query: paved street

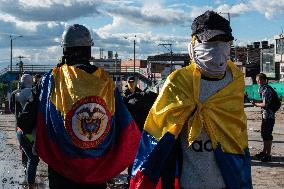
0;106;283;189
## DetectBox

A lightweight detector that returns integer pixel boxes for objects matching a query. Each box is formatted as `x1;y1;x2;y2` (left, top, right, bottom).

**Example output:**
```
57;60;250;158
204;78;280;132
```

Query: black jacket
123;90;157;131
123;86;142;97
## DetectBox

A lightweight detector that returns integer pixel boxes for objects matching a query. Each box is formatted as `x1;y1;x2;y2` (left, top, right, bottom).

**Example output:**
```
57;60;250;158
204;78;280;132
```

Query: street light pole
133;35;136;75
124;35;137;75
133;39;136;76
10;37;12;71
10;35;22;72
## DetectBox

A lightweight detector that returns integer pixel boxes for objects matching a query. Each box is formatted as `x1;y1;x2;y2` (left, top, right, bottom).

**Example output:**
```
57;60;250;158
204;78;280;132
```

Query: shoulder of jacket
167;66;194;83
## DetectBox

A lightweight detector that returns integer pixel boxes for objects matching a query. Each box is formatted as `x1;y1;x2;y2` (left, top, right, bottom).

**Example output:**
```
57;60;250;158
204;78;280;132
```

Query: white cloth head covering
20;74;33;88
188;41;230;78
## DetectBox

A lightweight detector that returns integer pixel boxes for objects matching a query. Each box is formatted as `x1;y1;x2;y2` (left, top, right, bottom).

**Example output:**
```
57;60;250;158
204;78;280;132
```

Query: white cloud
216;3;251;17
1;0;284;69
18;0;74;8
17;47;61;65
47;22;59;28
13;49;28;58
189;6;214;18
0;0;100;22
96;16;123;35
216;1;284;19
106;1;191;27
0;13;39;32
47;46;60;53
250;0;284;19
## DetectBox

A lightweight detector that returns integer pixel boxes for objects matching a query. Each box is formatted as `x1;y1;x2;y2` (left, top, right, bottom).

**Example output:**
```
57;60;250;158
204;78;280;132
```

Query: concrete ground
0;105;283;189
246;105;284;189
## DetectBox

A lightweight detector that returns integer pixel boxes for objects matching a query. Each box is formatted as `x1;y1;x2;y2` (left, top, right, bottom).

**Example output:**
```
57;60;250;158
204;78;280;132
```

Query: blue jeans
16;130;39;185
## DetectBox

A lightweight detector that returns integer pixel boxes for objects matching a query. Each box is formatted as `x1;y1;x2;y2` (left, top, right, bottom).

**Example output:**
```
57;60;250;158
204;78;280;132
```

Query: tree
0;82;8;100
0;80;18;100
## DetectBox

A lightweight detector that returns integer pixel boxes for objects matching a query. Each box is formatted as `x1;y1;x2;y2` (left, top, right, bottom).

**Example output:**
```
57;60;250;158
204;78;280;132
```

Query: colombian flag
35;64;141;184
130;61;252;189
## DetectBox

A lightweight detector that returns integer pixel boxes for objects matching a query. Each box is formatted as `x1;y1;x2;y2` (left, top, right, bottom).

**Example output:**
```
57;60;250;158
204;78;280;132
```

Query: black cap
127;76;135;82
191;10;234;42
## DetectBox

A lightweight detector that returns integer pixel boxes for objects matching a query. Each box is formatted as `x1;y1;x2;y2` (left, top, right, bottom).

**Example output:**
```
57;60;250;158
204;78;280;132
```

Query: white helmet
61;24;94;47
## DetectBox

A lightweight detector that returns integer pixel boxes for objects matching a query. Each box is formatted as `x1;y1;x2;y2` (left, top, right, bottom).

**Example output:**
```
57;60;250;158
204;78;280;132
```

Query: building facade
274;34;284;80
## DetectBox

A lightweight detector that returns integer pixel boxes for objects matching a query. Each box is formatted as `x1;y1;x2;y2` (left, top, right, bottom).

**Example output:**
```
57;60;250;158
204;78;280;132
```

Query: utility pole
158;43;173;72
124;35;137;75
10;35;23;71
115;52;118;72
134;36;136;75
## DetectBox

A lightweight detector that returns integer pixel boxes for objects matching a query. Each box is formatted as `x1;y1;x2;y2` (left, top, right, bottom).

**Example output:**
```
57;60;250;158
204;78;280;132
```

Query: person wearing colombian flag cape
19;24;141;189
130;11;252;189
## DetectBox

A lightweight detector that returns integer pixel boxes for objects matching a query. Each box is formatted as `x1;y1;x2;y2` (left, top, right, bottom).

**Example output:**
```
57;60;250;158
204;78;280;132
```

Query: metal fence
0;65;149;75
0;65;55;75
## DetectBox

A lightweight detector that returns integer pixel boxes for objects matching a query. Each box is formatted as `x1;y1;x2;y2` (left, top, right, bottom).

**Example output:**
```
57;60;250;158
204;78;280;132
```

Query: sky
0;0;284;70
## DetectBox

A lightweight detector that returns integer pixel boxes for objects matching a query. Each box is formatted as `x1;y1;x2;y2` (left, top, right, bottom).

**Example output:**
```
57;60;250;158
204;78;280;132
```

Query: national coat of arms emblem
65;96;111;148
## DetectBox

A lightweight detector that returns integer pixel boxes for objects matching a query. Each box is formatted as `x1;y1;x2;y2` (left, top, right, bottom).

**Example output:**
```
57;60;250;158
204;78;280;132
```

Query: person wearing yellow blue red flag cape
17;24;141;189
129;11;252;189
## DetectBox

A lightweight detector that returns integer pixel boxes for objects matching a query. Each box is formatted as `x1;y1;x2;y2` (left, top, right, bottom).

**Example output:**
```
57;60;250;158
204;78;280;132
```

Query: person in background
33;74;41;86
10;74;33;118
18;24;141;189
252;73;277;162
123;89;158;186
123;89;158;132
130;10;252;189
9;74;39;189
123;76;142;97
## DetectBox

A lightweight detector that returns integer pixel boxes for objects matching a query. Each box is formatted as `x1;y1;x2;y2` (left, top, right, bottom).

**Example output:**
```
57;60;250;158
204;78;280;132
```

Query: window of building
276;38;284;55
261;49;275;78
281;65;284;73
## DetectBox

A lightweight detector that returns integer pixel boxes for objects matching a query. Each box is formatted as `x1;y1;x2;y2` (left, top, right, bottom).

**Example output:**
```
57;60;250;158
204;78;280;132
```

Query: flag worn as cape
130;60;252;189
35;64;141;184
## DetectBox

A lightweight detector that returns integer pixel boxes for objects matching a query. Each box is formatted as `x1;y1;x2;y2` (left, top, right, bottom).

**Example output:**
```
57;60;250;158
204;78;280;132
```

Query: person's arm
252;87;270;108
252;100;266;108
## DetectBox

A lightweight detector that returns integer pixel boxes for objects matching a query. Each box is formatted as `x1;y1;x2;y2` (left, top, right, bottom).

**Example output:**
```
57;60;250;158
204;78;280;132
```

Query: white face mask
188;41;230;78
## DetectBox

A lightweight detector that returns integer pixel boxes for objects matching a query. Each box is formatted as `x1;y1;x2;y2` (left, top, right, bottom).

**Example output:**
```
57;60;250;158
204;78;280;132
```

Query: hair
256;73;267;82
61;46;91;66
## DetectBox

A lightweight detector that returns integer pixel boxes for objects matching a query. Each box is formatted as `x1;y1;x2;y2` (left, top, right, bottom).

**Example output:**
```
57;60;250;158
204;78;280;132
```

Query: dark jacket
123;86;142;97
123;90;157;131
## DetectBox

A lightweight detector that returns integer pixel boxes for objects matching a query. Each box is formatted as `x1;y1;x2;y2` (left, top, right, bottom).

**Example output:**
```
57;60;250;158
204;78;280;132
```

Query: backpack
17;89;38;134
266;85;282;113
